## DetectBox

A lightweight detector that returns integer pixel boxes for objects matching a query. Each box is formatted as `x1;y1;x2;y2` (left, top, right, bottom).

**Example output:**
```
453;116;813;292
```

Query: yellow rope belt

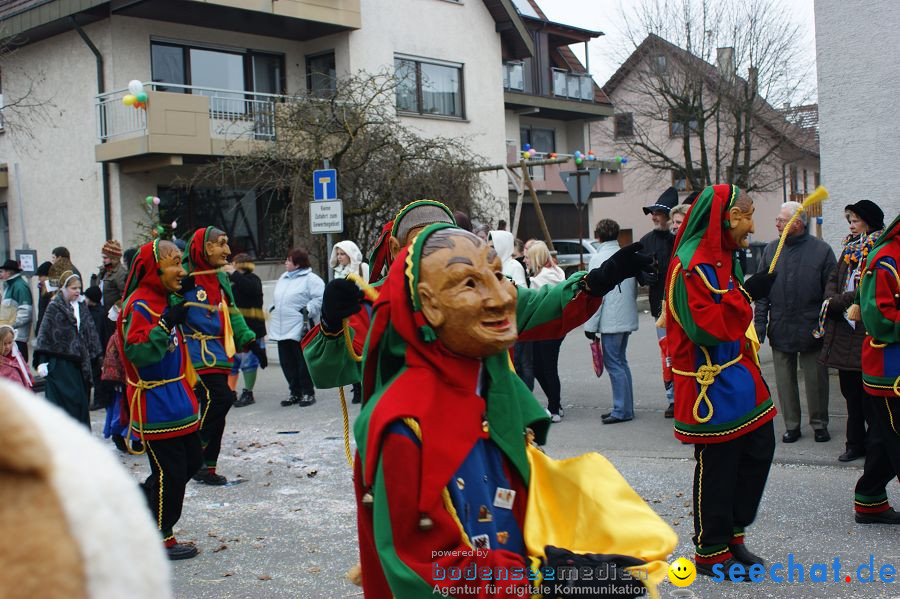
125;374;186;455
672;347;743;424
185;329;223;368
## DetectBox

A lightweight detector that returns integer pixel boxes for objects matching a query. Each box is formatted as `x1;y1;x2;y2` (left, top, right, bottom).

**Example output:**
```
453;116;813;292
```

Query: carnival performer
119;239;202;560
852;212;900;524
353;224;656;598
180;227;266;485
665;184;778;577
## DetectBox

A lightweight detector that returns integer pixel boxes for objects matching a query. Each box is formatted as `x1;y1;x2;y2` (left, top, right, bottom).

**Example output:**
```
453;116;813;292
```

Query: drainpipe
71;17;113;241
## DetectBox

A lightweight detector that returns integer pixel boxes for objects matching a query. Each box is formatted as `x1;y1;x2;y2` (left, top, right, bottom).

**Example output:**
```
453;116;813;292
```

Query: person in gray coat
754;202;837;443
584;219;638;424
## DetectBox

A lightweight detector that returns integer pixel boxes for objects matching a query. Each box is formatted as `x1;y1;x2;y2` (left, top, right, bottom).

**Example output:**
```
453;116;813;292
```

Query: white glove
37;363;48;377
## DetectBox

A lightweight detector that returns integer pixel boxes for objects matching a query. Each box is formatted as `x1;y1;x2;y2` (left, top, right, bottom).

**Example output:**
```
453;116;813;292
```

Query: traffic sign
313;169;337;201
309;199;343;234
559;169;599;207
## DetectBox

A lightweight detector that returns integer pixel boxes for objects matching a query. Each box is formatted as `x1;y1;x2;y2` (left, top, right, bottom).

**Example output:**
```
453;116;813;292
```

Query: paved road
95;312;900;598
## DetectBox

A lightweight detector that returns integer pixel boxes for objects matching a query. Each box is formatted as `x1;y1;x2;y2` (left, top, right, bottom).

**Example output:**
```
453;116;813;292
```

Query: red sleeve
677;266;752;344
376;430;533;597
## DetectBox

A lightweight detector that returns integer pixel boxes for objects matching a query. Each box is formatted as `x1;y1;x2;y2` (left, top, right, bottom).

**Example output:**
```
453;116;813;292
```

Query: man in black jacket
639;187;678;417
755;202;837;444
227;254;267;407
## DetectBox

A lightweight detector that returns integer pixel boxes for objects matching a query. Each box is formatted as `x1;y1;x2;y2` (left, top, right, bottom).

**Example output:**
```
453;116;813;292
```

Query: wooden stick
768;186;829;274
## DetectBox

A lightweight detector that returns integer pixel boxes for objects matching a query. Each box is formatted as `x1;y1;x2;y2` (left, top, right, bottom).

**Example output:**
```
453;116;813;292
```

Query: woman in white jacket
268;248;325;407
330;240;370;283
584;219;639;424
525;241;567;422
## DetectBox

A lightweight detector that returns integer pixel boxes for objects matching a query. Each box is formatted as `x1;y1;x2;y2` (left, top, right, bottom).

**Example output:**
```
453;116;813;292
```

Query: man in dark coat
639;187;678;417
227;253;266;408
755;202;837;444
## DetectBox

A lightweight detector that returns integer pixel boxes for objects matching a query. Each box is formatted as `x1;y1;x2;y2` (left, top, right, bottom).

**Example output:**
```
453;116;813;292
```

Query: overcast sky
539;0;817;96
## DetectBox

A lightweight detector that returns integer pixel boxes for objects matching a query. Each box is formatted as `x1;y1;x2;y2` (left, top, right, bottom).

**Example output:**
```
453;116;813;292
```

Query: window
802;169;808;194
394;56;464;118
0;205;8;262
306;51;336;97
503;61;524;91
653;55;667;72
789;166;801;194
520;127;555;153
150;40;285;96
672;170;693;192
669;109;699;136
614;113;633;138
158;187;290;259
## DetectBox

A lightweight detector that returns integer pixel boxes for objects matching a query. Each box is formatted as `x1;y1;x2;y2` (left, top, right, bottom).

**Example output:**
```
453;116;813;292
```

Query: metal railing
551;69;594;101
96;83;288;142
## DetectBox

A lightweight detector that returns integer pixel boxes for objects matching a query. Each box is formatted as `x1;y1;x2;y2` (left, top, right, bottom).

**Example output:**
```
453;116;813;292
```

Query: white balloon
128;79;144;95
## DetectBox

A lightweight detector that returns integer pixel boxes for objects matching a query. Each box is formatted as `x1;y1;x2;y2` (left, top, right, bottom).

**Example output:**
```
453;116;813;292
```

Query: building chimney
716;47;735;78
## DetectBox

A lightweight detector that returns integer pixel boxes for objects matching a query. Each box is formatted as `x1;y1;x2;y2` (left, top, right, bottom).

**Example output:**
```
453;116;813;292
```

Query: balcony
502;62;612;121
95;84;285;170
505;146;623;196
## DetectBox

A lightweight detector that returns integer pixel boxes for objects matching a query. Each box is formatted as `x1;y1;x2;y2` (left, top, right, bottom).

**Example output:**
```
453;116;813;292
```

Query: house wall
815;0;900;247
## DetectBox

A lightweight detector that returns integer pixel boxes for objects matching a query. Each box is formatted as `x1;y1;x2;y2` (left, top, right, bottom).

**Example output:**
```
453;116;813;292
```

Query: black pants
854;394;900;507
692;420;775;556
143;432;203;541
839;369;868;453
195;373;236;471
277;339;314;397
513;341;534;391
533;338;563;414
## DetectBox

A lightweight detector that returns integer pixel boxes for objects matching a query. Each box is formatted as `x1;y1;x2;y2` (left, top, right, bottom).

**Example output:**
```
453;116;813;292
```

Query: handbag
590;339;604;377
524;444;677;599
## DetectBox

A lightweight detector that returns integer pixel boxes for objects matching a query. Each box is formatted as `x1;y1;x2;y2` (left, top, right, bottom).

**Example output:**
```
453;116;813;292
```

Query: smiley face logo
668;557;696;587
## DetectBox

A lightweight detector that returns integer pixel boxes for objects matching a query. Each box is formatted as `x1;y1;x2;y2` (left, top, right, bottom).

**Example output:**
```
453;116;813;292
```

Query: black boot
730;543;765;566
280;395;300;407
166;542;199;560
192;467;227;486
234;389;255;408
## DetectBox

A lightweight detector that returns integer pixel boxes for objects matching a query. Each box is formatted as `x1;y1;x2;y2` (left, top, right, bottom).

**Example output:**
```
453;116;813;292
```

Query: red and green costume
853;213;900;516
353;223;556;598
664;184;775;566
119;240;203;547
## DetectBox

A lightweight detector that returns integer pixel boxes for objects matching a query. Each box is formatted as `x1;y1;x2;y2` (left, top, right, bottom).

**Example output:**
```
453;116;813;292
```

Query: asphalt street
93;311;900;599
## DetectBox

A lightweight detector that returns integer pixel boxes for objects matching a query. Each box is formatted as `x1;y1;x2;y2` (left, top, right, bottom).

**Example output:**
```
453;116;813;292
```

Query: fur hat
844;200;884;231
101;240;123;260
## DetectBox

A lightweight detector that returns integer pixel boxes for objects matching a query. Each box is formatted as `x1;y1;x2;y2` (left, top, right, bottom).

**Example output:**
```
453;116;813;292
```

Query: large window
394;56;464;118
614;113;634;138
306;51;336;98
520;126;555;154
158;188;290;259
150;40;285;96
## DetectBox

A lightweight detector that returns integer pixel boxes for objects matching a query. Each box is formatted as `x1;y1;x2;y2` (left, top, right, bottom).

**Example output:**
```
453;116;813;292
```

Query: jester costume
853;213;900;522
353;224;656;598
182;227;256;480
119;240;202;552
664;184;776;568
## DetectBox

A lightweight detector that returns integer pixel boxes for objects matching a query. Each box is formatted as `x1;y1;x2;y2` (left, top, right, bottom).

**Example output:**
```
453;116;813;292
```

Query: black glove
160;303;189;331
586;243;655;297
179;275;196;294
247;339;268;369
584;331;597;341
542;546;646;599
321;278;364;333
743;272;778;302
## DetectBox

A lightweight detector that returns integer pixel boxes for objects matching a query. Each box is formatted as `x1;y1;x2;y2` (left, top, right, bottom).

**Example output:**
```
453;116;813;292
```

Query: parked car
551;238;601;277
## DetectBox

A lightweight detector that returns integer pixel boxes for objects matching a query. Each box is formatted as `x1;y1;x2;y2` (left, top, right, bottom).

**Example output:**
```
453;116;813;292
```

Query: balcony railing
551;69;593;101
96;83;287;143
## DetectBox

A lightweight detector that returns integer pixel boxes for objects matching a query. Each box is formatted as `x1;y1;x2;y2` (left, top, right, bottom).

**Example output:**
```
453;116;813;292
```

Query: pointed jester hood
354;223;550;515
121;239;170;314
672;183;744;286
183;227;233;306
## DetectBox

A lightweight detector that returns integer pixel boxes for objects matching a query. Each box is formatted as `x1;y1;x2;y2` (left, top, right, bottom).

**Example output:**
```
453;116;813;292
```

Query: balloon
133;102;142;110
621;158;629;164
171;221;178;229
145;196;154;205
151;197;160;205
574;151;582;158
136;92;148;103
588;150;595;155
575;157;583;165
122;94;137;106
523;143;531;151
128;80;144;96
549;152;557;158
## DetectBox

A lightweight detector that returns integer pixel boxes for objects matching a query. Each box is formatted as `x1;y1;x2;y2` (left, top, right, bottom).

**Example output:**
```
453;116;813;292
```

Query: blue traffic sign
313;169;337;201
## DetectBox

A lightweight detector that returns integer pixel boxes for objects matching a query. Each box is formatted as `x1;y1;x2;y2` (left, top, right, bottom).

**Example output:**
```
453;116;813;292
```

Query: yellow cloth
745;324;760;366
525;445;678;599
221;300;236;358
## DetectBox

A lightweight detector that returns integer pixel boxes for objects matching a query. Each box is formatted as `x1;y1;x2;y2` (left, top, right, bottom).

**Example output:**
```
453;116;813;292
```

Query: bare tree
183;71;491;268
609;0;816;193
0;33;56;146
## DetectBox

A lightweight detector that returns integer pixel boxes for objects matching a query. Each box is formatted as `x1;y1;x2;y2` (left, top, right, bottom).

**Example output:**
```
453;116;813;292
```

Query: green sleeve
122;312;172;368
515;271;594;341
672;271;725;346
11;279;32;306
303;327;362;388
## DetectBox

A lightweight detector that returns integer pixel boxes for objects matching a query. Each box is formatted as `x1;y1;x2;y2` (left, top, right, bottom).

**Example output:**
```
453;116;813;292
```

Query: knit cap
102;240;123;259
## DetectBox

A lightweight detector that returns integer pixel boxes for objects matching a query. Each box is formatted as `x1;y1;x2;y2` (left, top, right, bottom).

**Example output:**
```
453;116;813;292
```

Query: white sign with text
309;199;344;234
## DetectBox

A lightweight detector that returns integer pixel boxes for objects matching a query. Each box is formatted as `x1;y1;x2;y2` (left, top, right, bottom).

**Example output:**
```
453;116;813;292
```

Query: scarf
354;223;550;514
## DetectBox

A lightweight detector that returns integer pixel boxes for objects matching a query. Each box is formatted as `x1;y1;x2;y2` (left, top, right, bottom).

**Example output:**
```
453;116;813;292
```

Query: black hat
844;200;884;231
0;259;21;272
36;261;51;277
642;187;679;215
683;190;701;205
84;285;102;304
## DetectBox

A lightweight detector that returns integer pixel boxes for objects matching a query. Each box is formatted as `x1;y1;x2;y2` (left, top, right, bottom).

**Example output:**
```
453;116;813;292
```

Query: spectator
755;201;837;443
584;219;638;424
84;285;105;410
228;253;267;408
0;324;33;389
453;211;473;232
498;219;507;231
489;230;527;287
33;271;102;428
1;258;33;361
670;204;690;234
98;240;127;319
525;241;566;422
512;238;530;287
819;200;885;461
330;240;370;283
34;260;52;334
269;248;324;408
640;187;678;417
473;224;490;242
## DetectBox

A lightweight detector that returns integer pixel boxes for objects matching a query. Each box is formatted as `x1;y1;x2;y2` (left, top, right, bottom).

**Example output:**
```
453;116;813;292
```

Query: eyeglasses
775;218;789;225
